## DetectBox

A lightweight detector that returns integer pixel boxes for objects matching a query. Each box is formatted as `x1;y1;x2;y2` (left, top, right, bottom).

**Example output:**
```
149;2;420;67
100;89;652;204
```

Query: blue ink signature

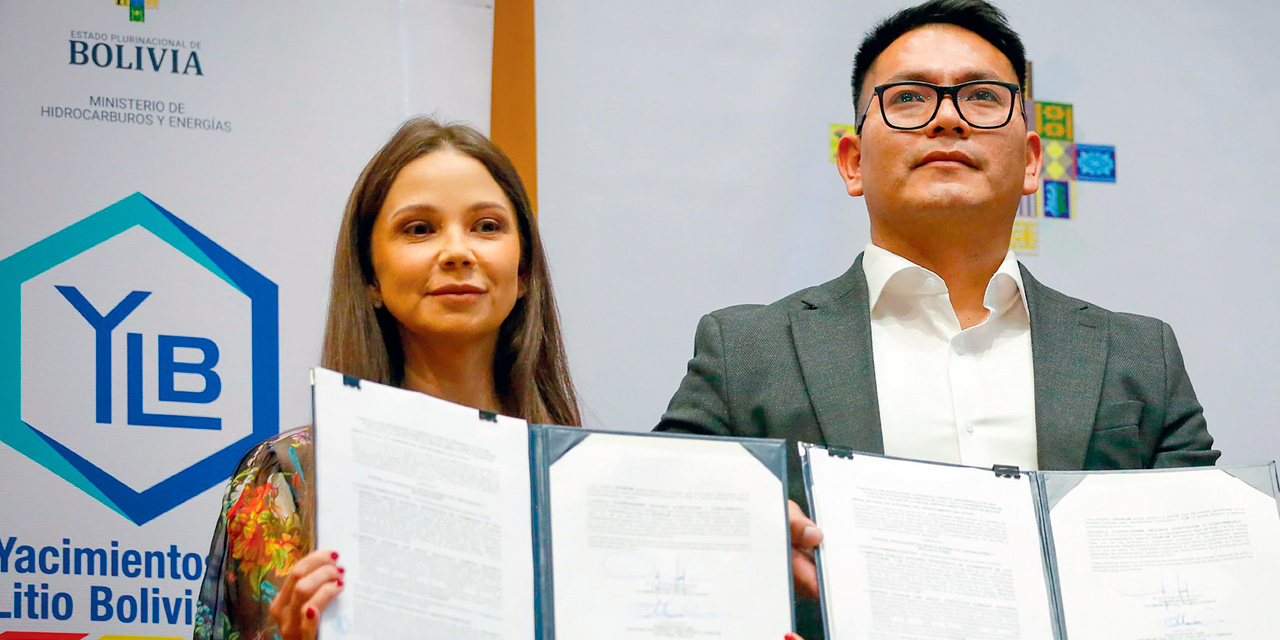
603;553;713;620
1108;573;1223;629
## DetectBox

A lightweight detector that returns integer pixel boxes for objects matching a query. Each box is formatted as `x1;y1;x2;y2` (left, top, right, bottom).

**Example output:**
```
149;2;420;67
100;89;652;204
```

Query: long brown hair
321;118;580;425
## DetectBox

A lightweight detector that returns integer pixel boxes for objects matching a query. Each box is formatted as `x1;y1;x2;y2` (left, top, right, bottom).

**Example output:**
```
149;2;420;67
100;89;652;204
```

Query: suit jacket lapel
790;255;884;454
1023;265;1108;470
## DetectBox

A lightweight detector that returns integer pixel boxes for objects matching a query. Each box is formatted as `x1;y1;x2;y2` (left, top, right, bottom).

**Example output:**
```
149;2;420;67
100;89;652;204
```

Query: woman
193;118;580;640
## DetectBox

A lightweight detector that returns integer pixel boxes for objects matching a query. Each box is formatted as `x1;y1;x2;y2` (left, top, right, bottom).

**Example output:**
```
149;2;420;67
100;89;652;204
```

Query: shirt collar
863;242;1029;316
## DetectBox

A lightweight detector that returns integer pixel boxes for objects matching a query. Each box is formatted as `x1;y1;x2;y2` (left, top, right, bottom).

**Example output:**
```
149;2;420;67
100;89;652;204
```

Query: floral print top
194;427;314;640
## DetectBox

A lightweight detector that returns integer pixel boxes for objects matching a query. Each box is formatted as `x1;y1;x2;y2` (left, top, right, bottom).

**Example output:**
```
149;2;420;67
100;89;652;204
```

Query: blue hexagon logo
0;192;279;525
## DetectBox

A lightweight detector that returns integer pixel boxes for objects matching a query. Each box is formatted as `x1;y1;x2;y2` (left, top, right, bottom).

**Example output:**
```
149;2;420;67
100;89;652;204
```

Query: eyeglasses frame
855;79;1024;134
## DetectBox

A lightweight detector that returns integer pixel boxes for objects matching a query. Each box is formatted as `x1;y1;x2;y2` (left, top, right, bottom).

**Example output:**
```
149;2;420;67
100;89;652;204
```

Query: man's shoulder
703;266;862;330
1023;266;1170;334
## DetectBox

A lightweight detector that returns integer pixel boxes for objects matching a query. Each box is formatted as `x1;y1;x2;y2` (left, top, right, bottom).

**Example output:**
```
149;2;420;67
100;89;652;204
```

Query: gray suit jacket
657;255;1219;512
656;256;1218;639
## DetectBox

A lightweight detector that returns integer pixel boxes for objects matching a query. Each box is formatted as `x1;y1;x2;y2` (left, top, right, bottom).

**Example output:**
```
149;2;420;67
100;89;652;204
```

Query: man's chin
911;185;989;211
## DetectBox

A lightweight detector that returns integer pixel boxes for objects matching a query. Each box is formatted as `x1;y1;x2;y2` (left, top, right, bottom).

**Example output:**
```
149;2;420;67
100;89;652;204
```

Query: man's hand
788;499;823;599
269;549;345;640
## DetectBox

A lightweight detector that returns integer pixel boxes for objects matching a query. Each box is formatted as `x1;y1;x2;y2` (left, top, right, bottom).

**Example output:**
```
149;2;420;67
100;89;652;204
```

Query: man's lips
917;150;977;168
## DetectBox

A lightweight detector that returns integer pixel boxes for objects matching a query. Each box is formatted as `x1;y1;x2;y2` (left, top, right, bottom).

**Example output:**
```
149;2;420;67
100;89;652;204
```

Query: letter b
158;335;221;403
69;40;88;65
128;334;221;430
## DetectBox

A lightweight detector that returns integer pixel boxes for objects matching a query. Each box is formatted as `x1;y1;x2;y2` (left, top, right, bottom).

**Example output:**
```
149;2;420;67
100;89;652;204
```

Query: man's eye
891;91;927;104
966;89;1000;103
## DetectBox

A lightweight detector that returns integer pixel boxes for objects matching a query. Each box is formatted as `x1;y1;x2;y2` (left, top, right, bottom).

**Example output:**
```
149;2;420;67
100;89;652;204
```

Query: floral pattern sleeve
193;427;315;640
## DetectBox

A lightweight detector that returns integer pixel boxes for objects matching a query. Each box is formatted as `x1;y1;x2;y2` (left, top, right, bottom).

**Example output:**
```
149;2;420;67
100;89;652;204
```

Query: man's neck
871;228;1010;330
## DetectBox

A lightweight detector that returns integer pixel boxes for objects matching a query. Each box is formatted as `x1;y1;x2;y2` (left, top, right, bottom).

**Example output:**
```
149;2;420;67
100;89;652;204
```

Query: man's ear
1023;130;1043;196
836;134;864;197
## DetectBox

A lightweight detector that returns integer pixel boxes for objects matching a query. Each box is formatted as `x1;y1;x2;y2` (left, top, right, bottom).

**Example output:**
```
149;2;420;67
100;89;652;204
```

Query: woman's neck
399;333;503;414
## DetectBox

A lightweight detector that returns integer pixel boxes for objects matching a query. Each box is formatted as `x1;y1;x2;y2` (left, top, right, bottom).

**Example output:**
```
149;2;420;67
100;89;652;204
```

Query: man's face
838;24;1041;228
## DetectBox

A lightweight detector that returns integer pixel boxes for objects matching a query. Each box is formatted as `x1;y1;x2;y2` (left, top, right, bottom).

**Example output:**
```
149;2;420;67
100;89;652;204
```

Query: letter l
55;286;151;424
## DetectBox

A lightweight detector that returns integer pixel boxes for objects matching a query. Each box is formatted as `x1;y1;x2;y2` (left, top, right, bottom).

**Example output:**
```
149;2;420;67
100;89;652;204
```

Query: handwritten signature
603;553;711;620
1108;573;1223;629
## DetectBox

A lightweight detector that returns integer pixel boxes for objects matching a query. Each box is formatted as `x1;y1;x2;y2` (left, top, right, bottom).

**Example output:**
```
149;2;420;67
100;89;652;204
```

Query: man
655;1;1218;637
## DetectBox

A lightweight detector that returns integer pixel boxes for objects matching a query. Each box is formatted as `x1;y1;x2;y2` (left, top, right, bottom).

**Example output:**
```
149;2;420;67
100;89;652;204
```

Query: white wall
537;0;1280;465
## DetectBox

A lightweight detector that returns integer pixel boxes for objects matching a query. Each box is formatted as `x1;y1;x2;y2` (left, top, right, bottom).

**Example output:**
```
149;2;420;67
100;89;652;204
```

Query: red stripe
0;633;89;640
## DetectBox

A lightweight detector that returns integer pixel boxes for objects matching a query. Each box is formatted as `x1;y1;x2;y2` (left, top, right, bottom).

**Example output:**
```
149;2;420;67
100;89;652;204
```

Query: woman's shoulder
240;424;311;463
265;424;312;449
226;425;314;498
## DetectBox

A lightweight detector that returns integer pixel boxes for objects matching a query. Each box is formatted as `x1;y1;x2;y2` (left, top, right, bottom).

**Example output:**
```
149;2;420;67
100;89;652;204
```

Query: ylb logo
58;286;223;431
0;193;278;525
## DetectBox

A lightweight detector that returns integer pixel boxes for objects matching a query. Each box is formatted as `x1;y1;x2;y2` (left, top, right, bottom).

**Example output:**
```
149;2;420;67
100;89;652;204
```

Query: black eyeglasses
856;80;1022;132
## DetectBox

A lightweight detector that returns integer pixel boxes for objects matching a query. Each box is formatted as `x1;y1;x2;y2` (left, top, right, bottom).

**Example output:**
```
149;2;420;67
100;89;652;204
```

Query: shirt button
964;423;975;434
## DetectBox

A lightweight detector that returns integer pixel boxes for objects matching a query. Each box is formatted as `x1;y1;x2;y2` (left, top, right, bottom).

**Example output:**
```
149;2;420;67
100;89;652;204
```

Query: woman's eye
404;221;434;236
475;218;504;233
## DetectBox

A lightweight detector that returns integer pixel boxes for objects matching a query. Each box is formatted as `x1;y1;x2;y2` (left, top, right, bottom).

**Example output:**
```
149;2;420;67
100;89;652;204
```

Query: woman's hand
269;549;345;640
788;500;823;599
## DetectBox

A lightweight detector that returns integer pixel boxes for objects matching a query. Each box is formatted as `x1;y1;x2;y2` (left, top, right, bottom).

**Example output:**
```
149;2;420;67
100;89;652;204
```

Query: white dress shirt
863;243;1038;470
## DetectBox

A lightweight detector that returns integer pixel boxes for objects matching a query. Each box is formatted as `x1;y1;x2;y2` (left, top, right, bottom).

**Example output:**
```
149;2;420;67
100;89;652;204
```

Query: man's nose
930;93;969;134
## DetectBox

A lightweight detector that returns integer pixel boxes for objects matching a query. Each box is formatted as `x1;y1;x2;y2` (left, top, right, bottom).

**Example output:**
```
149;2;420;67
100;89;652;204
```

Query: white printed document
313;367;535;640
801;445;1280;640
311;368;794;640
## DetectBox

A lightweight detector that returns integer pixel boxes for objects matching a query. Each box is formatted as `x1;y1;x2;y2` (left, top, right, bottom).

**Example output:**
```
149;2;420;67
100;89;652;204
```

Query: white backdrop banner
0;1;492;637
538;0;1280;467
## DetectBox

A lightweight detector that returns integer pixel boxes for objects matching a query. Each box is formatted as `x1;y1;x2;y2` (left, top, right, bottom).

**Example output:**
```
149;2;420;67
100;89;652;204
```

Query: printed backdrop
0;1;493;637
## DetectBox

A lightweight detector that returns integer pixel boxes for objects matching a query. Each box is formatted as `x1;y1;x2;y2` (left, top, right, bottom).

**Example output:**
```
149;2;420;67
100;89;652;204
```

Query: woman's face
368;148;523;348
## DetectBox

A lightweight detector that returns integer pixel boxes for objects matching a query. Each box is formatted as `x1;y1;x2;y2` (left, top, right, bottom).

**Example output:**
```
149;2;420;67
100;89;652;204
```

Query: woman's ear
367;283;383;309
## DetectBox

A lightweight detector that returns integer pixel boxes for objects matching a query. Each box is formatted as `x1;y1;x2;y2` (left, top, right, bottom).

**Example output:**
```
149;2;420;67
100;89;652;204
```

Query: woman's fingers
292;561;343;606
270;549;343;640
298;579;346;638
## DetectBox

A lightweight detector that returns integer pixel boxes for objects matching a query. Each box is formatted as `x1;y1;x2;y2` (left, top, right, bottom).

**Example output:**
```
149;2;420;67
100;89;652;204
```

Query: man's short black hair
851;0;1027;118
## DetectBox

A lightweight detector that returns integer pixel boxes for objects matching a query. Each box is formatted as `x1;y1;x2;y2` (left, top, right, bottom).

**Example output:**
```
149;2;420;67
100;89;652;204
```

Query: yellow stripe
99;636;184;640
490;0;537;214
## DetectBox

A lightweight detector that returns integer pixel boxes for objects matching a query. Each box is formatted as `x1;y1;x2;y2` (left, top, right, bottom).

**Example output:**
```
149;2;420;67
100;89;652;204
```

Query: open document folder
801;444;1280;640
310;367;794;640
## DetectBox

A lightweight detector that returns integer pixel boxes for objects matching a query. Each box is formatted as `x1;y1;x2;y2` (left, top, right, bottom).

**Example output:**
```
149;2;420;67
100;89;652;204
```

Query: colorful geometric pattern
1010;219;1038;253
114;0;157;23
1041;180;1073;219
1043;140;1077;181
829;123;855;163
1075;144;1117;182
1035;102;1074;141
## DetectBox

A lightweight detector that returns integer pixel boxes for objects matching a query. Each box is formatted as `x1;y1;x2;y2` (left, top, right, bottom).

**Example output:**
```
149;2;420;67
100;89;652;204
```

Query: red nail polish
337;566;345;574
785;634;802;640
330;551;339;560
337;579;344;587
306;607;316;620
